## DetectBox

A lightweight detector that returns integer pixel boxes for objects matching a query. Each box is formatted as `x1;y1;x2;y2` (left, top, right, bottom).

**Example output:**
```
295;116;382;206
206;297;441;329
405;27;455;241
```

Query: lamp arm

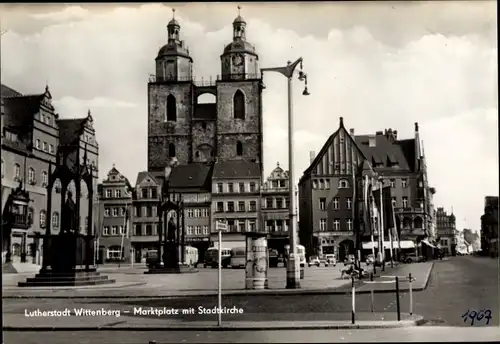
262;57;303;79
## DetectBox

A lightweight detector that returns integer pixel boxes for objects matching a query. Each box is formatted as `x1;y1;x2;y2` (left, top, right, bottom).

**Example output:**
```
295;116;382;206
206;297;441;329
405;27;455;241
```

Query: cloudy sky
1;2;497;232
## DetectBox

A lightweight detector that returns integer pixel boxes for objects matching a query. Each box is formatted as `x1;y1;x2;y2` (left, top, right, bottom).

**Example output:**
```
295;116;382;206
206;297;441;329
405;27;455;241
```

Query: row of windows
318;197;422;211
265;197;290;209
186;208;210;218
103;224;211;236
104;189;129;199
216;200;257;213
186;225;210;235
216;182;258;193
222;219;257;232
30;210;87;229
104;207;129;217
312;178;411;190
318;218;353;231
34;139;55;154
102;226;127;236
1;162;49;186
39;113;54;126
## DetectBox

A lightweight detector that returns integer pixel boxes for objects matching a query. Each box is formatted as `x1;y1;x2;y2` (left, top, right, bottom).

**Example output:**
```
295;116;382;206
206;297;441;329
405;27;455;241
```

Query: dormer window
338;179;349;188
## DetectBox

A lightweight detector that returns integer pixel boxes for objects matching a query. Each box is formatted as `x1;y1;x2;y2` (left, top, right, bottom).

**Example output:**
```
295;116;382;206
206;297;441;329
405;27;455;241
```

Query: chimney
393;130;398;140
415;122;419;132
309;151;316;164
368;135;376;147
349;128;355;136
375;131;383;135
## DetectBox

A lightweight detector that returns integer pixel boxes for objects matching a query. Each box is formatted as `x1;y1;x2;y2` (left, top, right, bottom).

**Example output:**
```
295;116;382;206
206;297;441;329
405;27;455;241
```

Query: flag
372;186;395;240
363;175;371;235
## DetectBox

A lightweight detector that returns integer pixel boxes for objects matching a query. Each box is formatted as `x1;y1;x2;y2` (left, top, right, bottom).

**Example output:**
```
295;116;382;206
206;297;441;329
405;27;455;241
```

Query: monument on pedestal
19;141;115;287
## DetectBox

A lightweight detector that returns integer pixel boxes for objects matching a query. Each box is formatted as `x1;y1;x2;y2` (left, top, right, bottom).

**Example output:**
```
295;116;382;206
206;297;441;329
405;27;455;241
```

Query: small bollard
370;273;374;313
409;272;413;315
395;276;401;321
351;275;356;324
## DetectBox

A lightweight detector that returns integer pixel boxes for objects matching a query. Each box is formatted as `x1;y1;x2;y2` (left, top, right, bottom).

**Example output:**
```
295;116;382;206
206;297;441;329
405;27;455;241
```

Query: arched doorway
338;239;355;262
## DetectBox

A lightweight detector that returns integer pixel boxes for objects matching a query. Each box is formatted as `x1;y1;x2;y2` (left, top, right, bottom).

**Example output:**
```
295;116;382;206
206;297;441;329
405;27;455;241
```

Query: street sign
216;221;227;231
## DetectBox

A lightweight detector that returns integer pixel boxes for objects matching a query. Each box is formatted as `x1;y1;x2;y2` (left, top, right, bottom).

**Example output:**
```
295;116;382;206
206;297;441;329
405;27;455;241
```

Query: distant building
210;160;261;248
480;196;499;258
299;118;435;261
1;84;98;265
435;207;457;256
130;171;162;263
96;166;133;264
261;162;290;255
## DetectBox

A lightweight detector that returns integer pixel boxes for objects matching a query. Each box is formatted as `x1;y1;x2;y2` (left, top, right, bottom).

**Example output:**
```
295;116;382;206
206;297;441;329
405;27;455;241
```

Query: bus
204;247;231;268
284;244;306;267
183;246;199;267
230;247;246;268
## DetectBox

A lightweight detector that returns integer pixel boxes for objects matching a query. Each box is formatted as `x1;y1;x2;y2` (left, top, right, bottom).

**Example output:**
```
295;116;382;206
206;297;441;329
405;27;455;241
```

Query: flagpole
379;180;385;264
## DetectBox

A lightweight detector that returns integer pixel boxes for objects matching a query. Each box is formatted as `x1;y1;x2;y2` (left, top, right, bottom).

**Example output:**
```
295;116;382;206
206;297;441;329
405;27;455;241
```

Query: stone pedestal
18;233;115;287
145;242;197;274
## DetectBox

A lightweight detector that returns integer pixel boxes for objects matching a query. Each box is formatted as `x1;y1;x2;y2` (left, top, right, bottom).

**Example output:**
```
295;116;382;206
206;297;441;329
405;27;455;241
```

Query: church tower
216;7;264;166
148;9;194;172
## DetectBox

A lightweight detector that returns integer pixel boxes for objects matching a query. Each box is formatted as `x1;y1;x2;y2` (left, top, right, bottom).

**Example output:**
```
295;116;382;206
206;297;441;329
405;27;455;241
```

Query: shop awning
362;240;415;250
421;239;437;248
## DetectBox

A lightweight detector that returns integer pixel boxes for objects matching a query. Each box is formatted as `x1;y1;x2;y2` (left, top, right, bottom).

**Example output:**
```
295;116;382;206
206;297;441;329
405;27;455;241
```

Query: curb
1;316;425;331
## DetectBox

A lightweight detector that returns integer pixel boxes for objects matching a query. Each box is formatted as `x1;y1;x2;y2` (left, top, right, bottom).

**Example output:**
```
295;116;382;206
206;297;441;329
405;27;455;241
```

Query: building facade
1;84;98;266
96;166;133;263
299;117;435;261
211;160;261;248
480;196;499;258
435;207;456;256
261;162;290;255
147;10;264;179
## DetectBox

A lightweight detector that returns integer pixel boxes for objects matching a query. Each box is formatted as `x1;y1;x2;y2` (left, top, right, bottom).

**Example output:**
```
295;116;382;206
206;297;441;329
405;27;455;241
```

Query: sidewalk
2;312;425;331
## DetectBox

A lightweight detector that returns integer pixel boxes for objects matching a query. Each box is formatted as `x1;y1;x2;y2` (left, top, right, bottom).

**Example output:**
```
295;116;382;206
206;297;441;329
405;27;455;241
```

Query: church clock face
232;53;244;67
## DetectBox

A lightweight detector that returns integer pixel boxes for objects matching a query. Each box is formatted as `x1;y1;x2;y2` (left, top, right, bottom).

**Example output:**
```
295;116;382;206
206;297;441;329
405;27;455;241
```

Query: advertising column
245;233;269;290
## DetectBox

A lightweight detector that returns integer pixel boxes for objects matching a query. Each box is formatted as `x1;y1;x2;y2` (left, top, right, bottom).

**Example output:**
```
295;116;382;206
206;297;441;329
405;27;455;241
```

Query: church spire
167;8;180;43
233;5;246;41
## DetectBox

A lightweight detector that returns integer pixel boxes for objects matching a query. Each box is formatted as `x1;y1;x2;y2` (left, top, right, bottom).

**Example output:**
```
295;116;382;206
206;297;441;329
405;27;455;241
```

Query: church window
169;143;176;157
236;141;243;156
195;151;200;158
233;90;245;120
166;94;177;122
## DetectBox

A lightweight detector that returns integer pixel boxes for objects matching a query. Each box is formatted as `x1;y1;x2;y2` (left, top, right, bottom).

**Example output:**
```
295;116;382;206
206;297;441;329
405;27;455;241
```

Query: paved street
4;326;500;344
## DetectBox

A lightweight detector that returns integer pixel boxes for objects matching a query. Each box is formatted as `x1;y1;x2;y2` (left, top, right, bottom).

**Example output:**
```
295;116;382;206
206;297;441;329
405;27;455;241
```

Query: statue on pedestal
61;191;77;234
167;217;176;242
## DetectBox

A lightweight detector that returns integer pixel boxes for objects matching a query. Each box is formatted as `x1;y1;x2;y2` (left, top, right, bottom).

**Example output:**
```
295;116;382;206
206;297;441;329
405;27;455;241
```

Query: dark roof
57;118;87;146
169;163;213;190
135;171;160;186
194;103;217;120
213;160;260;179
1;84;22;98
3;95;42;128
355;135;413;172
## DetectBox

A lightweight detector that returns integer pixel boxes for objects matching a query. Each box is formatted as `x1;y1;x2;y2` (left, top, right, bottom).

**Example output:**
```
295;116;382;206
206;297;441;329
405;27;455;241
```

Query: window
52;212;59;228
285;198;290;209
106;189;112;198
195;226;202;235
202;209;209;217
14;163;20;179
107;246;124;260
238;201;245;212
227;202;235;212
28;167;36;184
103;226;110;235
115;190;121;198
141;188;148;198
146;225;153;236
168;143;176;157
249;182;256;192
151;188;157;199
43;142;48;151
276;198;283;209
134;224;142;236
111;226;117;235
146;206;153;217
194;209;201;218
266;198;273;209
338;179;349;188
333;198;339;210
35;139;40;149
187;226;193;235
216;202;224;212
49;144;54;153
135;206;142;217
217;183;223;193
39;210;46;227
104;208;110;217
402;197;408;208
346;197;352;210
166;94;177;121
346;218;353;231
324;180;330;189
238;182;245;193
390;179;396;188
112;208;118;216
236;141;243;156
203;225;209;235
187;209;193;217
319;198;326;210
391;197;397;207
119;226;126;235
227;220;235;231
121;207;127;216
249;201;257;212
312;180;318;189
319;219;327;231
238;221;245;232
319;179;324;189
41;171;48;186
333;219;340;231
228;183;234;193
248;220;256;231
419;201;424;209
402;179;408;188
233;90;245;120
195;151;200;159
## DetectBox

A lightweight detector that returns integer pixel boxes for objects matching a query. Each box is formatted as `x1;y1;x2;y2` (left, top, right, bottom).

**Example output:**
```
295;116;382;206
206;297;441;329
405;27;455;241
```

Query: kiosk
245;232;269;290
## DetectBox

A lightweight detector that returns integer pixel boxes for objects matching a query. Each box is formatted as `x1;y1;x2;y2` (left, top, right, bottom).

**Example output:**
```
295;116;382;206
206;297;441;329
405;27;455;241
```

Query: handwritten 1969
461;309;492;326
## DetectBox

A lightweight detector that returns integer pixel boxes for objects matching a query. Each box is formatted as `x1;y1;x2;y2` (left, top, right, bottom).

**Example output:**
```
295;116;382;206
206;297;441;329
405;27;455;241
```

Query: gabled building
480;196;499;258
96;165;133;263
299;117;435;261
435;207;456;256
261;162;290;255
168;163;213;258
131;171;162;263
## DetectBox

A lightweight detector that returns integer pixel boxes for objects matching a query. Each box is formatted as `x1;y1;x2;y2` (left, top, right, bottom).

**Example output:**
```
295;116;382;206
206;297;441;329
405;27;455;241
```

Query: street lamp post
262;57;309;289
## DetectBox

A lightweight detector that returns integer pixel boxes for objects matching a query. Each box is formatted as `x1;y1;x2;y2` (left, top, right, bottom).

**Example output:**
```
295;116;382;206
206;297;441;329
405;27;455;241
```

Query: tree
463;228;479;249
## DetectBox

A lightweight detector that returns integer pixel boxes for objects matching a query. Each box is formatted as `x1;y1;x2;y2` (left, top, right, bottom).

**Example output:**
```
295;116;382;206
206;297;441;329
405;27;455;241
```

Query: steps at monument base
18;278;116;287
145;265;198;274
25;275;110;283
33;270;100;279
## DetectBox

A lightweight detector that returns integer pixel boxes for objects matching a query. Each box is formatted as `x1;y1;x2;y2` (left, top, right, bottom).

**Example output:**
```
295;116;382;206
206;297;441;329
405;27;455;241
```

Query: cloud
1;3;496;231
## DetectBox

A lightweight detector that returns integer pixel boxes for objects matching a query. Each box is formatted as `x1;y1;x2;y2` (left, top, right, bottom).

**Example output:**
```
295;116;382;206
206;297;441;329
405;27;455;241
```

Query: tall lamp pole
262;58;309;289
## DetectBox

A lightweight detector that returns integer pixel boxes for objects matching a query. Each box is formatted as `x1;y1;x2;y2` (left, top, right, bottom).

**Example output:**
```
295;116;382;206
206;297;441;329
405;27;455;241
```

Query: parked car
402;254;425;264
324;254;337;267
308;255;321;267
